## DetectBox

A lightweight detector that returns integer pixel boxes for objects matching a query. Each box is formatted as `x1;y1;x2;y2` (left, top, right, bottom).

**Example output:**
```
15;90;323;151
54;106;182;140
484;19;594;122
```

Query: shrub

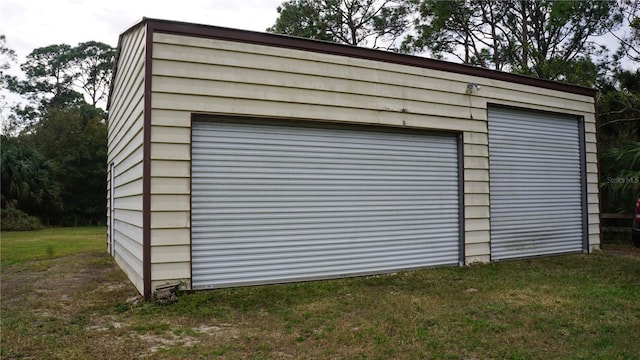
1;207;44;231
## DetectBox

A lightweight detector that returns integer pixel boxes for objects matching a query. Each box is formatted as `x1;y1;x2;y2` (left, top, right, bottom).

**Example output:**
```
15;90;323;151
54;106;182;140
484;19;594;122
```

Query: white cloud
0;0;283;61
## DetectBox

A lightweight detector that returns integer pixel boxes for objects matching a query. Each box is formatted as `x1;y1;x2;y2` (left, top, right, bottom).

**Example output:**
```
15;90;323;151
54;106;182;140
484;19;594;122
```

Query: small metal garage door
488;107;585;260
191;120;461;289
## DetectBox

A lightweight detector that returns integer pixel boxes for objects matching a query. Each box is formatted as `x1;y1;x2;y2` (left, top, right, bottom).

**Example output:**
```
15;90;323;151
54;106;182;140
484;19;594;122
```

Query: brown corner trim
189;114;195;291
142;22;154;300
457;132;465;266
139;17;595;98
578;116;589;253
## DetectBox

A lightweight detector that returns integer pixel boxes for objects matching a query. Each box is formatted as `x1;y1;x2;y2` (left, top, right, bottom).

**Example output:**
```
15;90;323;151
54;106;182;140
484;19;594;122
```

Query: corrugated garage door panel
191;120;461;289
488;107;584;260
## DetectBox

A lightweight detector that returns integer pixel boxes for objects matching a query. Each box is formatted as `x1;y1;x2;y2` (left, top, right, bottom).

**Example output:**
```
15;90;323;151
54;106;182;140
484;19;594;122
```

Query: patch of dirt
84;316;125;332
135;322;248;357
138;332;200;356
2;252;254;359
601;243;640;257
2;252;129;318
191;323;243;341
1;252;146;358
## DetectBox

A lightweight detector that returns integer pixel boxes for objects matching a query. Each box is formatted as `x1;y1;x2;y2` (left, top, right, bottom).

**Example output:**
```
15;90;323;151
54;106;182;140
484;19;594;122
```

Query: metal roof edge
142;17;596;98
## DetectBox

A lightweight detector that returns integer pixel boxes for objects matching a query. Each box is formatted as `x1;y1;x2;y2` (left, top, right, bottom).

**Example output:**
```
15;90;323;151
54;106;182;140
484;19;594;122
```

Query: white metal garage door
191;120;461;289
488;107;585;260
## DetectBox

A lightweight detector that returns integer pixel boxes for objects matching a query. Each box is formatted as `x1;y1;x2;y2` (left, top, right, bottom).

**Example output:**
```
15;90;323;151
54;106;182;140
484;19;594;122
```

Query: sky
0;0;285;61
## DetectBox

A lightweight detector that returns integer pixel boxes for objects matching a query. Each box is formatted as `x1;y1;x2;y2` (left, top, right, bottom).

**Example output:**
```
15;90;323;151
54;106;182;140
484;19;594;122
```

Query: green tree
0;136;62;220
598;69;640;213
70;41;116;107
1;35;17;133
268;0;334;42
25;105;108;225
3;40;113;226
6;44;84;127
6;41;115;127
403;0;510;68
612;0;640;63
406;0;622;85
0;35;16;89
600;142;640;213
12;44;80;104
268;0;414;50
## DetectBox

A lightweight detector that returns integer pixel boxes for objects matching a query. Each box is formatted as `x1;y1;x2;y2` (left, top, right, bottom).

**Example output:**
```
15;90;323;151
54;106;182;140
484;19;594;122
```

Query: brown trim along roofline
142;22;154;300
108;16;596;110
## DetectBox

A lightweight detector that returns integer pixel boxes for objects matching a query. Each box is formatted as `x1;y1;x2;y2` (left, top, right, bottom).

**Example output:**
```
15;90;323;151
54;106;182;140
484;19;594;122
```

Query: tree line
1;36;112;228
1;0;638;230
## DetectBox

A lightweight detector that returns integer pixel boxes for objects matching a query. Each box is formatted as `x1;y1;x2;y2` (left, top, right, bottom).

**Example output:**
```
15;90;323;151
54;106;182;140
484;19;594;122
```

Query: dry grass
2;228;640;359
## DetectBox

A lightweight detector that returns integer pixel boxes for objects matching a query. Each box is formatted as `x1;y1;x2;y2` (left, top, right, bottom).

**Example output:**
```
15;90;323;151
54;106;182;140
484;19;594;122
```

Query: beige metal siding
148;106;191;287
107;24;146;294
583;114;600;250
148;112;191;286
145;31;598;289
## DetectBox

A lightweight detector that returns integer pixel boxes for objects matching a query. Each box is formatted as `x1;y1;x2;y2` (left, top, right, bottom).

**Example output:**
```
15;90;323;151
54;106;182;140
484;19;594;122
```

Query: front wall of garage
145;31;599;290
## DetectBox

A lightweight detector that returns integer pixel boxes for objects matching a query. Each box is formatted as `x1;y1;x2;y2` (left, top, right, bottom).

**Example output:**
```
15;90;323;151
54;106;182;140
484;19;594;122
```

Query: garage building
107;18;600;298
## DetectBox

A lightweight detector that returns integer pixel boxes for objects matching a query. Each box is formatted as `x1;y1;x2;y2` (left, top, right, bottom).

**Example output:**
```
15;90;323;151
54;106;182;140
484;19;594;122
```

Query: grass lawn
1;226;105;267
1;227;639;359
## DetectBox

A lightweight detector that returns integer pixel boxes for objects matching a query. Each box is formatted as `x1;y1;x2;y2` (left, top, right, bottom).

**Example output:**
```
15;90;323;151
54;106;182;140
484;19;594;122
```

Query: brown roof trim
134;17;595;98
142;21;154;300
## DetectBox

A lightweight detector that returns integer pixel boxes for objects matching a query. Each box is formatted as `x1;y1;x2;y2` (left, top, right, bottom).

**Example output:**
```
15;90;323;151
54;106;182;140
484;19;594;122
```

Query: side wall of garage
142;28;598;291
107;23;147;294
